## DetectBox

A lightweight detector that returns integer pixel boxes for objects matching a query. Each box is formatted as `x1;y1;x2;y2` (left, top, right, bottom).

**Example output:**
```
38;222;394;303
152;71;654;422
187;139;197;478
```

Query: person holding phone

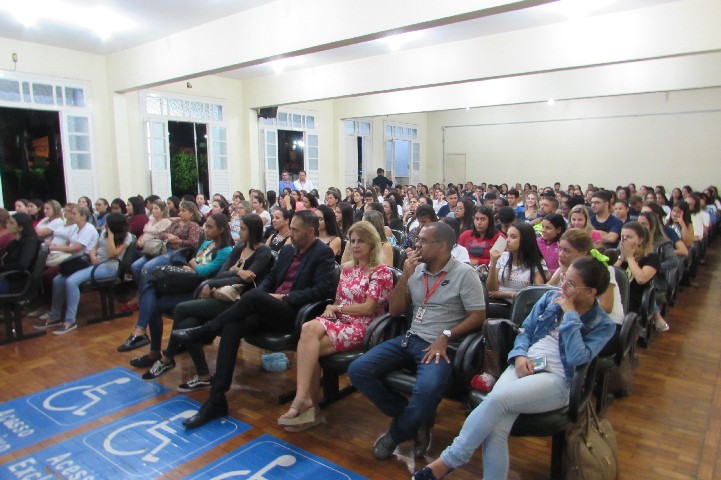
413;256;615;480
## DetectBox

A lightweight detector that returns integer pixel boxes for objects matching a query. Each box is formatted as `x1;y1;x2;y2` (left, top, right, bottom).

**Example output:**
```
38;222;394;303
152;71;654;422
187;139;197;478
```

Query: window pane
212;127;226;142
307;135;318;147
308;157;318;170
266;131;276;144
0;79;20;102
266;145;276;157
146;97;162;115
151;122;165;138
69;135;90;151
214;157;227;170
168;99;184;116
385;140;393;172
190;101;204;118
64;87;85;107
152;154;166;170
306;116;315;129
344;120;355;135
67;116;89;134
70;153;91;169
213;142;227;156
22;82;31;102
32;84;54;104
55;86;64;105
292;114;302;128
151;138;166;154
211;104;223;121
359;122;371;136
385;125;392;137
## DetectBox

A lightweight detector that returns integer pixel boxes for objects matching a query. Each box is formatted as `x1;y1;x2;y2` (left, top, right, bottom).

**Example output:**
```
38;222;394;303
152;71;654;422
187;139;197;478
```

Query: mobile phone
530;356;547;373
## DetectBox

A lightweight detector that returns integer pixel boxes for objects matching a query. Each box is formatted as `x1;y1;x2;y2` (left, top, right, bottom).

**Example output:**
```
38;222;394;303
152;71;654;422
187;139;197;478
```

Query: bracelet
337;305;343;315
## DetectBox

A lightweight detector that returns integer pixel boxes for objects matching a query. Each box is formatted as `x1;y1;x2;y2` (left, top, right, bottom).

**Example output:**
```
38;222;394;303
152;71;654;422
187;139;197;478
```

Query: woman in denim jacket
414;256;615;480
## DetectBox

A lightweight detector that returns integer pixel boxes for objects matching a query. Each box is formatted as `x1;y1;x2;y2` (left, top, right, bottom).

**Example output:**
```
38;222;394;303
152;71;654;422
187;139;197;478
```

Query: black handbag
59;255;91;276
151;265;202;295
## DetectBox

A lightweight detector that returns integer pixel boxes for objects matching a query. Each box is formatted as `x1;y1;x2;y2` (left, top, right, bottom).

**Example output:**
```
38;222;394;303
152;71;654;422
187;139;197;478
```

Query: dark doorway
278;130;304;177
0;107;66;207
168;121;208;198
356;136;363;187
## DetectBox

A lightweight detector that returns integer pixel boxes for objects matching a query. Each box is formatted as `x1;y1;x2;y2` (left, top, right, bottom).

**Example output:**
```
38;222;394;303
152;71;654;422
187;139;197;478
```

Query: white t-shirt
38;218;66;244
71;223;99;254
51;224;77;247
607;266;624;325
451;244;471;264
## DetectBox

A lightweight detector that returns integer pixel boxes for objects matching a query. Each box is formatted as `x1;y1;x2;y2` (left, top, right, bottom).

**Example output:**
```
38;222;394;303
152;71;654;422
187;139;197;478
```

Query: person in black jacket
0;213;39;294
172;209;337;429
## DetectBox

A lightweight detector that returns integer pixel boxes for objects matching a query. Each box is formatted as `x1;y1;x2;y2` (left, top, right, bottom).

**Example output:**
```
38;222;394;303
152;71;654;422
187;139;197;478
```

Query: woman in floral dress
277;220;394;431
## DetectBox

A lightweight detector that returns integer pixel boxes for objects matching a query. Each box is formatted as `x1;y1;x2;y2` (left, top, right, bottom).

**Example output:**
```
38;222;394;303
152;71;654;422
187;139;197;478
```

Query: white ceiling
0;0;682;82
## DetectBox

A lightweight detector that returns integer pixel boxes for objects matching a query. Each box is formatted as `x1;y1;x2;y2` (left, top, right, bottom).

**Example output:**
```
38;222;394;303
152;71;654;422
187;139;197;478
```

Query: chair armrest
293;299;333;338
170;247;195;265
90;258;120;283
0;270;31;299
568;357;598;423
363;314;407;352
455;331;485;387
193;279;212;298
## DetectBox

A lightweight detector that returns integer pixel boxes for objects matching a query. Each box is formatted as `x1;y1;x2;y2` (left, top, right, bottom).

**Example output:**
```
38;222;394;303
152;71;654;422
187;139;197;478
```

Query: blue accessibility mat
0;367;166;456
0;396;250;479
188;433;367;480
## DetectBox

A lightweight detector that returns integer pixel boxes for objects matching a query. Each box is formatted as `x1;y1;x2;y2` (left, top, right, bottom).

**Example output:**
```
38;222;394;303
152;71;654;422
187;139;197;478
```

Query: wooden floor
1;243;720;479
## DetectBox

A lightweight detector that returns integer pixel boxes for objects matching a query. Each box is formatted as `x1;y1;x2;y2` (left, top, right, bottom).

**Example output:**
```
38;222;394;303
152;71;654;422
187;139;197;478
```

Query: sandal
284;415;326;432
277;402;317;426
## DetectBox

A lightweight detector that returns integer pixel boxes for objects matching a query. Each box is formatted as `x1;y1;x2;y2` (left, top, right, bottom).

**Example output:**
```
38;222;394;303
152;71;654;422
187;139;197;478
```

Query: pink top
537;237;560;275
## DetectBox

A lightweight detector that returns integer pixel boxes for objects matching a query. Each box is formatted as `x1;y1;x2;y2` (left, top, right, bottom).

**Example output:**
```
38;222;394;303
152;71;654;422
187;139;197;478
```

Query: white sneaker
53;323;77;335
38;312;52;322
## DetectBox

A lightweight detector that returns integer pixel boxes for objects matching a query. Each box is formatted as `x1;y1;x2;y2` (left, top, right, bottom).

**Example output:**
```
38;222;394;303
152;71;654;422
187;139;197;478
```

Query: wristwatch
442;329;452;339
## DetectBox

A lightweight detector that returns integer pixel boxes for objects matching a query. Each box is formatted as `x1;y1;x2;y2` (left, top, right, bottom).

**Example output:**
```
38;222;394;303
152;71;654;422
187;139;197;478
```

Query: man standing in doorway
293;170;314;192
372;168;393;191
279;170;295;191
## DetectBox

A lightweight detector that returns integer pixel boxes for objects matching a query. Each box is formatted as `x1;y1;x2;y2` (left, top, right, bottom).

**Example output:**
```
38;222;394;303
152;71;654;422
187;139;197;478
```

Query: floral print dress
318;264;394;352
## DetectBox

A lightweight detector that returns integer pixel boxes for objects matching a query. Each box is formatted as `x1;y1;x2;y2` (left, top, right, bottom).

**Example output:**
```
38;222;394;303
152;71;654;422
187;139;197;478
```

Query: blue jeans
136;286;193;353
131;249;180;295
49;265;119;323
440;365;569;480
348;334;455;443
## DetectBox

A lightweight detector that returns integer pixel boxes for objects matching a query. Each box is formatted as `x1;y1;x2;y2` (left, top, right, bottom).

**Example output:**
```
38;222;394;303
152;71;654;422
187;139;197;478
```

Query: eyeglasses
559;273;591;293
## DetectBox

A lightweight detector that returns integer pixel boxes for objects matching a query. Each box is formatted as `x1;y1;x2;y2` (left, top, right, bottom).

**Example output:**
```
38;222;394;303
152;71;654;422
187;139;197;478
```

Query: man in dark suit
172;210;336;428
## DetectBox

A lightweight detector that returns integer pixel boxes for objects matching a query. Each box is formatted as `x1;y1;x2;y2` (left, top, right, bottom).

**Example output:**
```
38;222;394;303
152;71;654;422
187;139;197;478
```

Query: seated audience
169;210;336;429
348;221;486;460
125;214;233;365
413;256;615;480
278;221;393;431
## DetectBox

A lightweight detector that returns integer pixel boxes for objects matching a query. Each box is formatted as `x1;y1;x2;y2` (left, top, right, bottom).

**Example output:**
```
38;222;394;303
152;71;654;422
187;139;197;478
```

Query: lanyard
422;271;447;305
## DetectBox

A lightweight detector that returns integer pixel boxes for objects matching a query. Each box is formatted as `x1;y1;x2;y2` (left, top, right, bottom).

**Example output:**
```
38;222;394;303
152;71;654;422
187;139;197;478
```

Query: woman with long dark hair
536;213;567;275
122;213;234;364
454;198;475;235
335;202;355;238
316;205;342;261
487;221;547;302
127;196;149;238
139;214;273;384
457;206;504;266
266;208;293;252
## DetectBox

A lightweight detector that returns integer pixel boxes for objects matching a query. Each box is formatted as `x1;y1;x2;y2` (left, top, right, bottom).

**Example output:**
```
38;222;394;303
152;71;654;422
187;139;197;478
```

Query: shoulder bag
142;238;167;258
151;265;202;295
563;403;620;480
59;255;91;276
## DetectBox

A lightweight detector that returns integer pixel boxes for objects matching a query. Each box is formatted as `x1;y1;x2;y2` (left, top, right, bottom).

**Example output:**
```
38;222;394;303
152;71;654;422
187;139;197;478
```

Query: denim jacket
507;291;615;386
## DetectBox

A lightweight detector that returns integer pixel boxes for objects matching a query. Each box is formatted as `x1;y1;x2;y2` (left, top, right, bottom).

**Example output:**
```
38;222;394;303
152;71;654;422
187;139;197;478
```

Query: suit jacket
258;238;336;308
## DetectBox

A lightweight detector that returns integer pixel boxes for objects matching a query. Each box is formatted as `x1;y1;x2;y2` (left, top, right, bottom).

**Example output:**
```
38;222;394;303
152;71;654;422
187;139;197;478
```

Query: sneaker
33;318;62;330
177;375;213;392
53;323;77;335
373;432;398;460
38;312;53;322
142;360;176;380
470;372;497;393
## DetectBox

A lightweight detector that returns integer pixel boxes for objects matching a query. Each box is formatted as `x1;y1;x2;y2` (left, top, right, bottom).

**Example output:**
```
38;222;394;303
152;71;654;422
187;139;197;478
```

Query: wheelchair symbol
103;409;196;463
42;377;131;416
209;455;297;479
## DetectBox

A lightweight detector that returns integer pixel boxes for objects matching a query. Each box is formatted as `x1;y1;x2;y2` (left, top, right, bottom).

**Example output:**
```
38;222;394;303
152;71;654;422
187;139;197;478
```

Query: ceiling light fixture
380;30;424;53
268;57;305;75
0;0;136;39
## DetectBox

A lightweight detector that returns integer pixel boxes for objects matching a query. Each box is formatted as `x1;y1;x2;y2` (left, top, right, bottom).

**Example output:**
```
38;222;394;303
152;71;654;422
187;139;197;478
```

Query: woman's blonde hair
569;204;592;232
362;210;388;245
151;199;169;218
524;190;540;211
345;220;383;269
622;221;653;258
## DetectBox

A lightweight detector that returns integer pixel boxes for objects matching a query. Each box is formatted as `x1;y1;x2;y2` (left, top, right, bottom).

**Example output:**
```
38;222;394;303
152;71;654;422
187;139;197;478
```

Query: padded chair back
509;285;559;326
612;266;630;315
390;229;405;246
31;243;50;297
117;235;137;277
391;245;406;270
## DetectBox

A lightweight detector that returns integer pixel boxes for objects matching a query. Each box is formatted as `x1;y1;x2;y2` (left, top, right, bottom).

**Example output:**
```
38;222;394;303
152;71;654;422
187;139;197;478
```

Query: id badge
413;306;426;323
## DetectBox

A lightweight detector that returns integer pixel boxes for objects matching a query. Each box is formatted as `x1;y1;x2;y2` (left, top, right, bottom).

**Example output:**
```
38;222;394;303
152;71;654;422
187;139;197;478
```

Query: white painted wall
425;88;721;189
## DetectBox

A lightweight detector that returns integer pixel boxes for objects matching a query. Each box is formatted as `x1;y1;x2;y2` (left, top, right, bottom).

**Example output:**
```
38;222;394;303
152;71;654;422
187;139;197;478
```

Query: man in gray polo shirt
349;222;486;460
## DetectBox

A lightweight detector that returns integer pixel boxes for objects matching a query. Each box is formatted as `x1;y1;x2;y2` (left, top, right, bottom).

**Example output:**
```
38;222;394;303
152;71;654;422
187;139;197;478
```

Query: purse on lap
563;403;620;480
211;284;245;302
151;265;202;295
142;238;167;258
58;255;91;276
